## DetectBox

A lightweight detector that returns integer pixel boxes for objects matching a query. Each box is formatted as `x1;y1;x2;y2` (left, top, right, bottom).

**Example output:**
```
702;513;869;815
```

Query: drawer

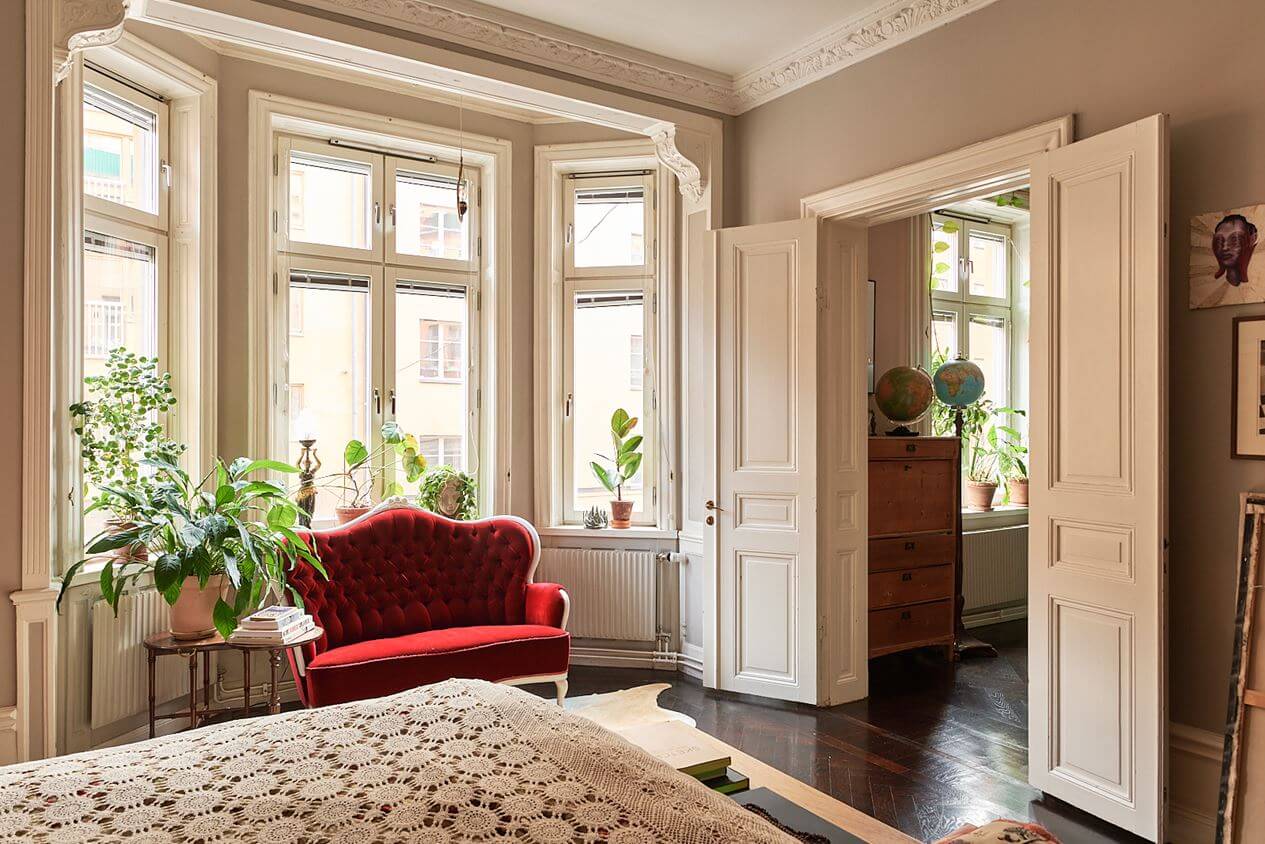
869;533;955;572
869;564;953;609
869;599;953;656
868;459;957;534
869;437;958;461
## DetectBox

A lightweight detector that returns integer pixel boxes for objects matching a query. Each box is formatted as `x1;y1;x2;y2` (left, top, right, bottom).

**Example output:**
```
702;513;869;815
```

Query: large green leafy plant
326;422;427;508
57;457;327;639
71;349;185;521
590;409;643;500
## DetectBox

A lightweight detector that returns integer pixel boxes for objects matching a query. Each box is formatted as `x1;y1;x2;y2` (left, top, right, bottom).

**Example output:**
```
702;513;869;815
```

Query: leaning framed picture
1232;316;1265;458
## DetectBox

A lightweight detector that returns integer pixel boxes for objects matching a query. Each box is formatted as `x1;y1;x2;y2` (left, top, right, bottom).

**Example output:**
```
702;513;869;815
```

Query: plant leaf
212;598;238;639
590;462;615;494
618;434;643;456
344;440;369;467
380;421;404;444
153;553;183;594
619;452;643;481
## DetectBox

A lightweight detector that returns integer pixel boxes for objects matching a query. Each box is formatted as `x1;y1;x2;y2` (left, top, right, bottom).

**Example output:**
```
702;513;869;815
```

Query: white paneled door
712;218;820;704
1028;114;1169;841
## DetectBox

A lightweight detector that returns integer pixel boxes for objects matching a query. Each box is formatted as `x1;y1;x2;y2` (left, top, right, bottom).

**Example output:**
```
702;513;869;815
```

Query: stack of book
228;606;316;646
618;721;750;795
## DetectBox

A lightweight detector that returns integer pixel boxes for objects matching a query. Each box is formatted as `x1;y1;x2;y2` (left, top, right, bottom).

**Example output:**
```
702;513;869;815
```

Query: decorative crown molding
287;0;1001;115
55;0;131;80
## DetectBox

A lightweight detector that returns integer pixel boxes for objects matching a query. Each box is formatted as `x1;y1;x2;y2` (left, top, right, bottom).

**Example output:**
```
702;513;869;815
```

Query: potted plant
71;349;186;559
58;456;327;640
325;422;427;524
994;411;1029;506
590;408;643;529
417;464;478;520
956;399;1000;511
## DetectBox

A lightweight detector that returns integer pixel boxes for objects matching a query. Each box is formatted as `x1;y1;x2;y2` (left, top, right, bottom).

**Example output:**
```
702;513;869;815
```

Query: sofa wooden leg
555;678;568;706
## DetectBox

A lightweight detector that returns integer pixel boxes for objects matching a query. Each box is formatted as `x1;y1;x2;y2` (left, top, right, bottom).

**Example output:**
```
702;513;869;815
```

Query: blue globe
933;357;985;407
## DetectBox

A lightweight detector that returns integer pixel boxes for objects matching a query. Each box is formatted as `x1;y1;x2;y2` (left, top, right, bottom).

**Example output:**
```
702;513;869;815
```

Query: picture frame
1231;315;1265;459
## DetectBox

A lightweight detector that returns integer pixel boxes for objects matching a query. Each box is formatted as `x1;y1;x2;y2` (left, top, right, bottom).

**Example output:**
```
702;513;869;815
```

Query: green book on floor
700;767;749;795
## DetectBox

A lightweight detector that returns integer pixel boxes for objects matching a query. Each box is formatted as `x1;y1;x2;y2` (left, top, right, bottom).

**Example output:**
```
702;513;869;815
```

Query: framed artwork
1191;204;1263;309
1232;316;1265;458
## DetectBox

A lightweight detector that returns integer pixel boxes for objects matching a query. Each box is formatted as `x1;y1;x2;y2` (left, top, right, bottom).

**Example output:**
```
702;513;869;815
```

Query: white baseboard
569;644;679;671
962;603;1027;628
1168;722;1222;844
679;643;704;680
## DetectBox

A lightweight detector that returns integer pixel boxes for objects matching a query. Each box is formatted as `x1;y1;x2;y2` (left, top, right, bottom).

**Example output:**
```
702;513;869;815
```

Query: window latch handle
389;389;396;415
374;201;381;225
565;223;573;245
564;392;573;417
389;203;396;226
373;387;381;415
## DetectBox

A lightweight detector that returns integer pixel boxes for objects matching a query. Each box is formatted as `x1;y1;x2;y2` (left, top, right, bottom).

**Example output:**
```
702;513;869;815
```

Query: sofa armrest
526;582;570;630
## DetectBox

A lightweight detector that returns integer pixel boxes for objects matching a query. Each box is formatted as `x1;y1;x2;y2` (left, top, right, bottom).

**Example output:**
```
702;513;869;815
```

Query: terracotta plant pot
105;518;148;563
1007;478;1029;506
170;575;225;641
610;499;634;529
335;505;371;525
965;481;998;512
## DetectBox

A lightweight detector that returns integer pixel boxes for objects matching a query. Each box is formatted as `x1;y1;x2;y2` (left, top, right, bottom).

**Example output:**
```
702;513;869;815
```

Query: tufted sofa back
291;505;540;655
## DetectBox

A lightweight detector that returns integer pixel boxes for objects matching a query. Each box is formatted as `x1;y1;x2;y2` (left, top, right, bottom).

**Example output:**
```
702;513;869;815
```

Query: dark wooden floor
525;621;1147;844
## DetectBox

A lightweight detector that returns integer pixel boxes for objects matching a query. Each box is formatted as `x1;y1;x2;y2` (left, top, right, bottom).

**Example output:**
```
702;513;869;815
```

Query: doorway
708;114;1169;840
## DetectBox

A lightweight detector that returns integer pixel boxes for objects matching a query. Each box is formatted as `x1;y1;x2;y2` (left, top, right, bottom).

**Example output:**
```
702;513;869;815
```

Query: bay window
561;172;658;524
80;70;169;544
277;134;482;525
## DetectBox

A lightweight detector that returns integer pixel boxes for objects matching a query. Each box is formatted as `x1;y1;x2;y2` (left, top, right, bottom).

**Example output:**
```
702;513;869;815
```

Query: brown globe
874;365;934;424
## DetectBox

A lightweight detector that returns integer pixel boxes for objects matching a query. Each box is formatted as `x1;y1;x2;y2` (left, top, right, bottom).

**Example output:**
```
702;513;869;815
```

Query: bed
0;679;795;842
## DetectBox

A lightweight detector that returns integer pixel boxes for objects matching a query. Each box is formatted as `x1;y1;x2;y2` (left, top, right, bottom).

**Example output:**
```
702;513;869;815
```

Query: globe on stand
932;355;985;408
873;365;934;436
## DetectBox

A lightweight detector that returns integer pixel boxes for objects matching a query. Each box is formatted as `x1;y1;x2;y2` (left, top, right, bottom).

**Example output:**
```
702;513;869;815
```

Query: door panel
714;218;819;703
1029;114;1168;840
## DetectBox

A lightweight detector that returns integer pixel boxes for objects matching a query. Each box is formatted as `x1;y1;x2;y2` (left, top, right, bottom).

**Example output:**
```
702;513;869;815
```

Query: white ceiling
451;0;878;76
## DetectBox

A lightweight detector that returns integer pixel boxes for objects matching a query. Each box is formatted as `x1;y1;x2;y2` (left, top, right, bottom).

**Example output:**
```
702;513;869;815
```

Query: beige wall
735;0;1265;733
0;2;24;709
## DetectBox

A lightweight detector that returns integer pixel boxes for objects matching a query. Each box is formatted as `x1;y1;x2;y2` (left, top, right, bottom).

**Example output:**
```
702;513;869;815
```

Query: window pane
395;170;469;261
573;292;645;515
289;152;373;251
82;230;159;541
287;271;372;524
968;313;1008;404
931;218;959;293
931;309;958;360
969;231;1007;298
629;334;644;390
395;282;469;494
574;187;645;268
84;84;158;214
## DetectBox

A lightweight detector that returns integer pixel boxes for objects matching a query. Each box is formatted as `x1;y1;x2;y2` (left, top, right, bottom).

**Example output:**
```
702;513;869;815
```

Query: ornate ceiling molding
289;0;1001;115
55;0;131;80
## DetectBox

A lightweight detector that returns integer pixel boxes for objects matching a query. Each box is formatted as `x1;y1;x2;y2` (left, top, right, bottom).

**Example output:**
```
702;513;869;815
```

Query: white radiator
91;590;189;729
536;549;657;641
962;525;1029;616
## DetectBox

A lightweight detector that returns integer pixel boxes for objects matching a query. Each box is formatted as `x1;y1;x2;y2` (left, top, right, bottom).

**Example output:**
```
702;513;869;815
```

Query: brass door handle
705;500;725;512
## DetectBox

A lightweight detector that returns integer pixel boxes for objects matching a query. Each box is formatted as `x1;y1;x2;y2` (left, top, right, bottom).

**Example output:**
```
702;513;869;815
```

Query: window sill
963;506;1029;530
536;525;677;541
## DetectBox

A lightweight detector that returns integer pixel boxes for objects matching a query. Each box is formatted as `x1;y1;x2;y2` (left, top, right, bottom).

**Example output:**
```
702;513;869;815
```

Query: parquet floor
526;622;1148;844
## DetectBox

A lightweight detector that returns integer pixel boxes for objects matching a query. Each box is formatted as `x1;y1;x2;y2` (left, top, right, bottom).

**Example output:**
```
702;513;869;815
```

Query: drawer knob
901;572;913;581
905;443;917;453
904;541;915;551
900;611;911;620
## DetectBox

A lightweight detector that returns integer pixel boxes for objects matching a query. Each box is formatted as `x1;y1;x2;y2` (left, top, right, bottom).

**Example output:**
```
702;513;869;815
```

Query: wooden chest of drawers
868;436;959;659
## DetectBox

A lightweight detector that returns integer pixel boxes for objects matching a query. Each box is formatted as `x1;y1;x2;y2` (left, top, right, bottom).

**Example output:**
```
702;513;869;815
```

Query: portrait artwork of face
1213;214;1258;287
1190;205;1265;309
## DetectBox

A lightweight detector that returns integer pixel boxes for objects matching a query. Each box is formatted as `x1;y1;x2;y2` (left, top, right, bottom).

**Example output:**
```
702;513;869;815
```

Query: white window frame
385;157;480;274
82;68;169;232
563;174;654;279
274;130;485;522
930;213;1015;409
279;136;383;263
534;144;674;532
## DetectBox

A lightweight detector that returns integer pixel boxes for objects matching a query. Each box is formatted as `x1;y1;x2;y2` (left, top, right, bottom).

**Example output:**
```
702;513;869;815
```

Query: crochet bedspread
0;678;792;843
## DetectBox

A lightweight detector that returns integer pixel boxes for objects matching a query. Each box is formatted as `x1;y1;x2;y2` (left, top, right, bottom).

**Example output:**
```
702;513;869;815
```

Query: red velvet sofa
287;500;570;708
